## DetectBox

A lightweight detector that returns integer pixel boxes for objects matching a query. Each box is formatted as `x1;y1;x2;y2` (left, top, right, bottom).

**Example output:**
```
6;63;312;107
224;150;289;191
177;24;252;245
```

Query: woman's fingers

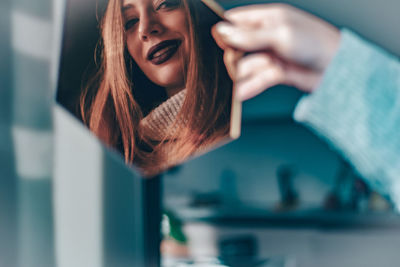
215;22;277;51
224;4;288;27
223;48;243;80
235;68;283;101
211;25;228;50
234;53;285;101
213;4;340;72
283;63;323;92
236;53;275;82
212;4;341;97
234;53;323;100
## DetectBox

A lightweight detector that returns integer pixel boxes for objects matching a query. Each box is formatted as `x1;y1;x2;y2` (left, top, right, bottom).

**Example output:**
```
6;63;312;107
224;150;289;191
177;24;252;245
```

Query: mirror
56;0;400;266
57;0;240;177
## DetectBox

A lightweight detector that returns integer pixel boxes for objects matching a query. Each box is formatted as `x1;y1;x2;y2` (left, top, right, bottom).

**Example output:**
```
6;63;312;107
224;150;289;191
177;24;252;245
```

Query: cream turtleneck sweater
138;88;228;175
140;89;187;141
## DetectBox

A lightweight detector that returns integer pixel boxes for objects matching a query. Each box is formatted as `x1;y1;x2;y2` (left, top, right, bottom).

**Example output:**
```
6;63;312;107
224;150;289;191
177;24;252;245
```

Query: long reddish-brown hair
81;0;232;175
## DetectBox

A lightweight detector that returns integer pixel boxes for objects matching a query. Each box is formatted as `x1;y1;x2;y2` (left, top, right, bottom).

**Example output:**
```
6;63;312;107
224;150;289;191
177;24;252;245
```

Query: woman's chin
152;67;185;91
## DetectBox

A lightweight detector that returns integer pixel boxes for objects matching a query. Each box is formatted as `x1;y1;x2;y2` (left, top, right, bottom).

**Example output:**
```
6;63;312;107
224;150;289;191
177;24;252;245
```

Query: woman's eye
125;18;139;30
156;0;180;11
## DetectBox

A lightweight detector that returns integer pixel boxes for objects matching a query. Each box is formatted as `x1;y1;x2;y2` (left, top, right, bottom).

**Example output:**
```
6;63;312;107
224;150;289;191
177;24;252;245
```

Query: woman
81;0;232;175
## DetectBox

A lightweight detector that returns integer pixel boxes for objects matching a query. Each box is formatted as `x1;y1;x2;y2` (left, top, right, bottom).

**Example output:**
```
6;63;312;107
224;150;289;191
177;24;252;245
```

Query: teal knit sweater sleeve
293;29;400;210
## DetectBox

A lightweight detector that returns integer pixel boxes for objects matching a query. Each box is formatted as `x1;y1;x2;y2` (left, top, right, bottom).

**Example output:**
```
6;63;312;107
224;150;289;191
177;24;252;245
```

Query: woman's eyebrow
122;3;135;13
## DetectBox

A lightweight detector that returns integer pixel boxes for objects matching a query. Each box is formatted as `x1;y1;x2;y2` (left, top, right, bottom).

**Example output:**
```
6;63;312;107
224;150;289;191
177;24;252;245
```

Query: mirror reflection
58;0;237;177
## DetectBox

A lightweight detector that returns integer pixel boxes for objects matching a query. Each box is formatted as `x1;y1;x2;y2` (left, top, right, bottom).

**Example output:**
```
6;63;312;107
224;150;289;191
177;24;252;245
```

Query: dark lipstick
147;39;182;65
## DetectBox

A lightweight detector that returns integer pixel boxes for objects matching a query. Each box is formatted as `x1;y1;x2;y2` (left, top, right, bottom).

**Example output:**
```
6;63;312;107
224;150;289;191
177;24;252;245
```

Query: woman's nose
138;12;163;41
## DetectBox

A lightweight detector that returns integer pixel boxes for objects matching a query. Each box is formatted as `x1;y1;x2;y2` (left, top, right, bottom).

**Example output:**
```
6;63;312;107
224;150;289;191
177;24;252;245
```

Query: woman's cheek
127;45;142;69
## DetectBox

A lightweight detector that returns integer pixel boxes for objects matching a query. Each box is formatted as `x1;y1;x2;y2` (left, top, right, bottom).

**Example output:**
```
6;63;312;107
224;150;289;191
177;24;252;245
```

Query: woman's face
122;0;190;96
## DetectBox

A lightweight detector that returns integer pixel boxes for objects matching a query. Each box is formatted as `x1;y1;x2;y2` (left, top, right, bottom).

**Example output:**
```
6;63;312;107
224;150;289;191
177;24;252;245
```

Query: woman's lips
147;39;182;65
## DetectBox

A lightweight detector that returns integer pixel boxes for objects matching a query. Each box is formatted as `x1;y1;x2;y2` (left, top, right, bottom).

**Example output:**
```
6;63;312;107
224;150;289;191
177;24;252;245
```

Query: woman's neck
165;85;185;98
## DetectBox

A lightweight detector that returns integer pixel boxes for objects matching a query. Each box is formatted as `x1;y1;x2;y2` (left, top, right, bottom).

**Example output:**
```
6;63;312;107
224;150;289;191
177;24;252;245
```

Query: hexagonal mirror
57;0;241;177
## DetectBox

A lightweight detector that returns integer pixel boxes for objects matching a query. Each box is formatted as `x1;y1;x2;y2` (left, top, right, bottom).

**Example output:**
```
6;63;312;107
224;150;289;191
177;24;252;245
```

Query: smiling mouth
147;39;182;65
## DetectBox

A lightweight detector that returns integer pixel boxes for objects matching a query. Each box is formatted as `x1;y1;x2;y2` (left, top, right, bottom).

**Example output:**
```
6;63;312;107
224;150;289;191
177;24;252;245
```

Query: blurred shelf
169;204;400;229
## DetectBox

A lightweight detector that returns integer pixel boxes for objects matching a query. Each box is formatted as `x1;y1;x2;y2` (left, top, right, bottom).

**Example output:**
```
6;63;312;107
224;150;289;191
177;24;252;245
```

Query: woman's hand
212;4;341;101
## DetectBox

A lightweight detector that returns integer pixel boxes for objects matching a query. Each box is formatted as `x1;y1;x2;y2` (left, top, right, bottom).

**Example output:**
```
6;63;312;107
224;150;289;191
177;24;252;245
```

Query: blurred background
1;0;400;267
162;1;400;266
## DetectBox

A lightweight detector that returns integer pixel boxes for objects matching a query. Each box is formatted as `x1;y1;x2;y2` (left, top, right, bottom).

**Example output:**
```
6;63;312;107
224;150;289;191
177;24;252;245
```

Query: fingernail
216;22;235;37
